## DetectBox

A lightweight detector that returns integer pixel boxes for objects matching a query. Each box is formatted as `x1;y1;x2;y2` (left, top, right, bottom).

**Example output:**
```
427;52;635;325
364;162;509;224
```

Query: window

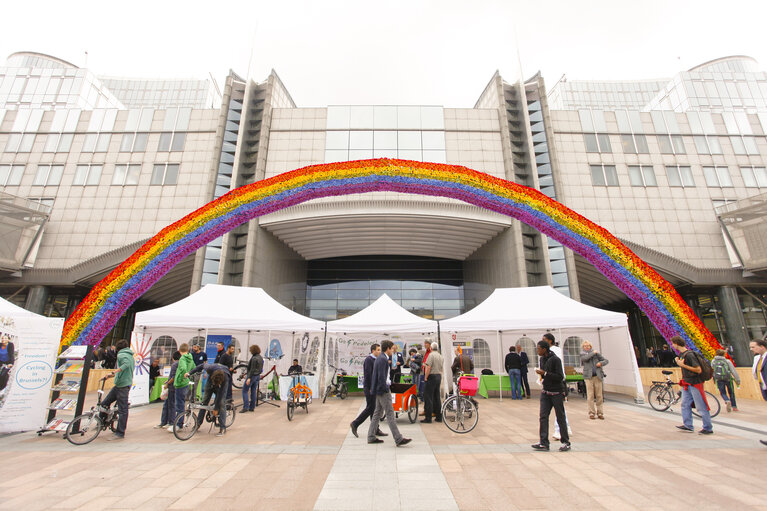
120;133;148;152
671;135;686;154
741;167;767;188
189;336;206;350
657;135;673;154
32;165;63;186
4;133;35;153
590;164;619;186
27;197;55;209
628;165;657;187
472;338;492;371
666;165;695;187
73;164;103;186
743;136;759;155
82;133;111;152
515;336;537;369
112;164;141;185
158;132;185;152
150;336;178;367
620;134;636;153
730;136;746;155
562;336;583;368
0;165;25;186
43;133;73;153
703;166;733;188
583;133;611;153
150;163;179;185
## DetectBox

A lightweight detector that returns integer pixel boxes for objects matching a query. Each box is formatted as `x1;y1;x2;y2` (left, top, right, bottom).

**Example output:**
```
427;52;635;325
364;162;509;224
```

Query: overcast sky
4;0;767;107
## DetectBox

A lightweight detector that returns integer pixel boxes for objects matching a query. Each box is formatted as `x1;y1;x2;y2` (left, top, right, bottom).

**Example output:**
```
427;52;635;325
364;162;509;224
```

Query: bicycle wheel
339;383;348;400
647;385;673;412
286;401;294;421
692;391;721;418
407;395;418;423
442;395;479;434
65;413;102;445
224;402;236;428
322;385;332;403
231;364;248;389
173;410;199;441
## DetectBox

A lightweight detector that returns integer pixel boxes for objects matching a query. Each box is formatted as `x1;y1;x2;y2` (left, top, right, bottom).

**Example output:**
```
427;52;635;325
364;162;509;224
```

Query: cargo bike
390;382;419;423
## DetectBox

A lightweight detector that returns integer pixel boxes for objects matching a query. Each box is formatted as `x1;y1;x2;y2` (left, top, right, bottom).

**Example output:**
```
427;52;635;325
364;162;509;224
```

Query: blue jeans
681;384;712;432
508;369;521;399
160;388;175;425
174;386;188;427
242;374;260;410
715;379;737;408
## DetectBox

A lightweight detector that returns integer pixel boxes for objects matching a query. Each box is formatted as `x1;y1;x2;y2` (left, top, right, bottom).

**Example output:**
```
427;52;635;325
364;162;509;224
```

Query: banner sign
0;315;63;434
129;331;151;406
206;334;231;362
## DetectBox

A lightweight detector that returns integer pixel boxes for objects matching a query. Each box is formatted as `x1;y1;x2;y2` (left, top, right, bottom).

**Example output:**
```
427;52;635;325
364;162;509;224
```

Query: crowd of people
91;332;767;449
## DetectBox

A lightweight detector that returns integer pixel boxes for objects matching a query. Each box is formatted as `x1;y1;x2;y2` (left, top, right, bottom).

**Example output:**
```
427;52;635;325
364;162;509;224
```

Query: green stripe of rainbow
61;159;720;358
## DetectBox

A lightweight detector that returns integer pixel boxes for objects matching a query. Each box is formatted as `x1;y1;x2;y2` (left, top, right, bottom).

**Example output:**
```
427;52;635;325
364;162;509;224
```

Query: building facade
0;52;765;366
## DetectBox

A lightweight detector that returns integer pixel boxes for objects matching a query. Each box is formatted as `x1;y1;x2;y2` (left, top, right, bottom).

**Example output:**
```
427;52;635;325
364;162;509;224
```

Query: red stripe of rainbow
60;159;720;358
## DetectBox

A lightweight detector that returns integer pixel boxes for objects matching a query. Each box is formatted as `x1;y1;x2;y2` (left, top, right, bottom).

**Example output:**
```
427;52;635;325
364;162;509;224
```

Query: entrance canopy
134;284;324;332
326;294;438;333
441;286;627;331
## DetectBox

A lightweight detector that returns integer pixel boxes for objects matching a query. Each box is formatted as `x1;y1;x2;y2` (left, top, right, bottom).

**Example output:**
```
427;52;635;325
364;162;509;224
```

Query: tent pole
320;323;328;397
497;331;502;402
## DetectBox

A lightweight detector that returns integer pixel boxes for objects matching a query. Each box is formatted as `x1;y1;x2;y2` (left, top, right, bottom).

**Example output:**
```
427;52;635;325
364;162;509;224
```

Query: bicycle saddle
661;370;673;375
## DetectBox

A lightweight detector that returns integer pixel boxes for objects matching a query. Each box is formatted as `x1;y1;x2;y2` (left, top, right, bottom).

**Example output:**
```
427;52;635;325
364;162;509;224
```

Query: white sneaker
167;425;174;432
553;432;561;440
568;427;573;436
726;402;732;412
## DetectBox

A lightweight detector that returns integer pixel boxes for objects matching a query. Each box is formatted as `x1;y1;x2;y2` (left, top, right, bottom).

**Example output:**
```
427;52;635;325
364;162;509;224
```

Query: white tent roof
326;294;438;333
134;284;324;331
0;296;40;317
441;286;628;331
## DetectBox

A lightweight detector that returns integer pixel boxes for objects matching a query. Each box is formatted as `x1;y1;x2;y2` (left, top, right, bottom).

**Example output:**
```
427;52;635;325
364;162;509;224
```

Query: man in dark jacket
517;344;531;398
350;343;386;438
241;344;263;412
367;340;411;447
188;362;231;435
102;345;117;369
504;346;523;399
191;344;207;367
531;341;570;452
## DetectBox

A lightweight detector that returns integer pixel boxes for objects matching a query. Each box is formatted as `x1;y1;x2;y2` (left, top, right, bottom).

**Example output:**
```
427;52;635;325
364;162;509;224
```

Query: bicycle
441;372;479;434
65;376;122;445
231;357;250;389
323;365;348;403
647;370;721;418
173;374;236;440
285;371;312;421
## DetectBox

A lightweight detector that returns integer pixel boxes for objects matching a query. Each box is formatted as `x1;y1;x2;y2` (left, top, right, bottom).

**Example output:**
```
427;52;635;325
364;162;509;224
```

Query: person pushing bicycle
187;363;230;436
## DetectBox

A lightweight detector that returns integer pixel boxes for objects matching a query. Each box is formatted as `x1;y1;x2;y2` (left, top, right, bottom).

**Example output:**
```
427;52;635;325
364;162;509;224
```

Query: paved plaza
1;391;766;511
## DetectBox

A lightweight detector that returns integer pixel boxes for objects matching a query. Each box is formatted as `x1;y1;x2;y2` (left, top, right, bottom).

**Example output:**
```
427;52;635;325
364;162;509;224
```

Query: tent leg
496;331;502;402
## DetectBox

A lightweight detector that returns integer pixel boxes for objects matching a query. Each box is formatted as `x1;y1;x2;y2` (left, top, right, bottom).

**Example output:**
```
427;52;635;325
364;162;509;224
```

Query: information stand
38;345;93;436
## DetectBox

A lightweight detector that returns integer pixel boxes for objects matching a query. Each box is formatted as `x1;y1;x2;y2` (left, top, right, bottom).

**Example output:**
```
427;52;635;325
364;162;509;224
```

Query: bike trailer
458;375;479;397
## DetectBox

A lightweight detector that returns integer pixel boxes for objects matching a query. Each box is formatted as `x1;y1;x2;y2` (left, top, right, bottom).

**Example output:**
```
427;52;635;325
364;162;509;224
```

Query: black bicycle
323;365;348;403
65;376;122;445
173;374;236;440
647;370;721;418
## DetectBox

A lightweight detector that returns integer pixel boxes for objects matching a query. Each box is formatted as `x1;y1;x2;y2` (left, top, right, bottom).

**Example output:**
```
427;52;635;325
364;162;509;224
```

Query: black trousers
352;392;376;428
423;374;442;421
102;385;130;436
539;391;569;445
520;371;531;397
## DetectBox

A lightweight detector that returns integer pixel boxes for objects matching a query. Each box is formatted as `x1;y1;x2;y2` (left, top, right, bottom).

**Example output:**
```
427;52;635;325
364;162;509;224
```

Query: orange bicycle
285;372;312;421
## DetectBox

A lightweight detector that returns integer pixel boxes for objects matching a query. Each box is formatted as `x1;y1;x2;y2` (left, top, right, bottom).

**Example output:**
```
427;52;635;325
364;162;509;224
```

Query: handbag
160;385;169;400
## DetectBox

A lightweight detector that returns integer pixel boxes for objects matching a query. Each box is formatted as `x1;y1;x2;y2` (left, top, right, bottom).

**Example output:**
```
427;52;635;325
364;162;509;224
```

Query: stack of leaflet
49;398;75;410
44;418;70;431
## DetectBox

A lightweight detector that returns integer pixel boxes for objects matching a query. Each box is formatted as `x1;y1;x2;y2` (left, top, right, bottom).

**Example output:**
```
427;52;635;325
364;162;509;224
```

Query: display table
341;375;364;393
150;377;168;401
477;375;512;399
279;374;320;401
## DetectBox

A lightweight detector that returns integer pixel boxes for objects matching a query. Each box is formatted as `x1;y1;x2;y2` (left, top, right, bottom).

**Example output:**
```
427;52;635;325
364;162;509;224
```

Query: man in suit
367;340;411;447
350;343;387;438
390;345;404;383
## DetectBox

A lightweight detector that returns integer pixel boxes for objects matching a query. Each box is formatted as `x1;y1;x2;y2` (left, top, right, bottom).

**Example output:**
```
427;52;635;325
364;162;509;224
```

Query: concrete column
717;286;751;366
24;285;49;315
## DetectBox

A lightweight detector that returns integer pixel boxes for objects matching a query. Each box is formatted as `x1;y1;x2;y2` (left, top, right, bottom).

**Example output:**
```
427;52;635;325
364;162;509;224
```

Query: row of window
3;131;186;153
585;133;760;156
0;163;179;187
590;164;767;188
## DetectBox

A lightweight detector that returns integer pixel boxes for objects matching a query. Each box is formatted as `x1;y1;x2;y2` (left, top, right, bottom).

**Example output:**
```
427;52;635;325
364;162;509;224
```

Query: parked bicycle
65;375;121;445
173;373;236;440
231;357;250;389
286;372;312;421
441;372;479;434
323;365;348;403
647;370;721;418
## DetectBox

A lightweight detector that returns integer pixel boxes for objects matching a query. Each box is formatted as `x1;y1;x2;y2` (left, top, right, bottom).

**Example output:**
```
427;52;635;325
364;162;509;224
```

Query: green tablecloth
150;377;168;401
341;375;364;393
476;373;584;399
566;374;584;382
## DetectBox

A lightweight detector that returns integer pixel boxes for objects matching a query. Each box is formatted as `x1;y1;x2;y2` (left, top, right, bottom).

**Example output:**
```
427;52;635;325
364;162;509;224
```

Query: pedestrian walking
672;336;713;435
350;343;387;438
531;341;571;452
367;340;411;447
711;348;740;412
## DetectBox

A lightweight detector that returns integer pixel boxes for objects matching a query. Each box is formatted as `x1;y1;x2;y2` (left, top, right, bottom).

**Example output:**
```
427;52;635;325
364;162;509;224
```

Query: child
711;349;740;412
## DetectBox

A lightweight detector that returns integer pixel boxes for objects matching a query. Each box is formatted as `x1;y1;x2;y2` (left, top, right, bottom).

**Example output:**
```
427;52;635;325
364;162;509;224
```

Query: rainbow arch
61;159;721;358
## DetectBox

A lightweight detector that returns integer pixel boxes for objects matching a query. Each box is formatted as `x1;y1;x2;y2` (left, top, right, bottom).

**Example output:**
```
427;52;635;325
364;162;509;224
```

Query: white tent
326;294;438;334
0;297;39;317
133;285;326;386
324;294;439;379
440;286;643;399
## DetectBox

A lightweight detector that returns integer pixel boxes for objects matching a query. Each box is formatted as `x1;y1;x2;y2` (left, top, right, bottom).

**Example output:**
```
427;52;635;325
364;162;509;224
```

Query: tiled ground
0;390;765;511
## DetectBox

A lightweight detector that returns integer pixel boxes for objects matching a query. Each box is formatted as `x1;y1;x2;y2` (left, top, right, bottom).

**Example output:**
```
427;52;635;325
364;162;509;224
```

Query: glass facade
305;255;464;321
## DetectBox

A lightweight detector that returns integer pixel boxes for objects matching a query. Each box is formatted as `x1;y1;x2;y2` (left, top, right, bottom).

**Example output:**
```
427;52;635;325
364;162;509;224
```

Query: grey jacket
580;349;609;379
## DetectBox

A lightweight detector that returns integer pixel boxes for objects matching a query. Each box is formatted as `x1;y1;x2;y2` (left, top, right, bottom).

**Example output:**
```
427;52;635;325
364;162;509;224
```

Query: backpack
711;358;730;381
690;351;713;382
